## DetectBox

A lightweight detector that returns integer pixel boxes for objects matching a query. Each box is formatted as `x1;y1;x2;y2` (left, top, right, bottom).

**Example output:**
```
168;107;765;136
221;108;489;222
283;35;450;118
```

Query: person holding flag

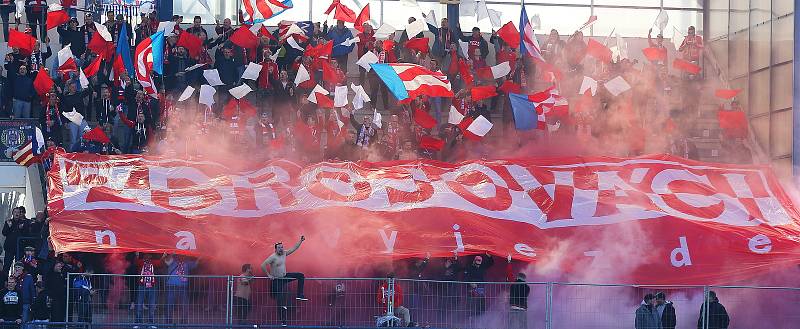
134;30;165;98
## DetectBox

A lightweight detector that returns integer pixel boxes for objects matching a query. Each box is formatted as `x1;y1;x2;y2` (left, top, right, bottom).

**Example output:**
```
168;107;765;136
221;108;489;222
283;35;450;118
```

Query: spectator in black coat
0;278;21;326
45;261;67;323
463;252;493;317
2;207;33;278
698;291;729;329
30;281;49;324
57;18;86;57
656;291;677;329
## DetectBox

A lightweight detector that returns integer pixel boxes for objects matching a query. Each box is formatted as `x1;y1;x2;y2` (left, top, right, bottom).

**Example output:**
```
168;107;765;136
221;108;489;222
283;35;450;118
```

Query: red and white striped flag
12;141;39;167
242;0;292;24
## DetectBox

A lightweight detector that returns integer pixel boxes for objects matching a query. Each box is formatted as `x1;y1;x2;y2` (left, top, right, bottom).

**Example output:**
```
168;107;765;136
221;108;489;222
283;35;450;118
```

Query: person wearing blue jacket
164;253;198;325
327;20;355;76
11;263;34;325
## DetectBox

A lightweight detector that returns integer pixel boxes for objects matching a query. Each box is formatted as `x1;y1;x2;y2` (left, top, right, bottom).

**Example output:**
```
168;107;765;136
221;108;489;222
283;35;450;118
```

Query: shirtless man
233;264;253;324
261;236;307;326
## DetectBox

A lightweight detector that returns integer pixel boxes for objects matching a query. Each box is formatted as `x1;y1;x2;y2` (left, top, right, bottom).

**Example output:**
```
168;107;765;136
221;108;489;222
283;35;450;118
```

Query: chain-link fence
52;274;800;328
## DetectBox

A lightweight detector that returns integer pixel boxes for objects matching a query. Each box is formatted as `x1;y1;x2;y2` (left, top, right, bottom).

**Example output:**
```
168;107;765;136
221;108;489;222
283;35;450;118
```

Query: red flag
333;3;357;23
230;26;259;50
8;29;36;55
718;110;748;138
177;31;203;58
222;98;238;119
82;126;111;144
496;22;520;48
321;60;343;84
316;93;334;109
324;0;339;14
642;47;667;62
84;55;104;77
87;32;113;58
419;135;445;151
33;69;54;96
458;60;473;86
46;10;70;30
715;89;742;99
574;90;594;112
405;37;429;54
413;108;437;129
258;26;277;42
305;41;333;58
673;58;701;74
586;38;612;63
354;4;370;33
499;80;522;94
471;86;497;102
116;106;135;129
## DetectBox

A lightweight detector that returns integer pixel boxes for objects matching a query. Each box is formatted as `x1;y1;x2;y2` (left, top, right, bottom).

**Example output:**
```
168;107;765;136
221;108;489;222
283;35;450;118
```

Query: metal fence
54;274;800;328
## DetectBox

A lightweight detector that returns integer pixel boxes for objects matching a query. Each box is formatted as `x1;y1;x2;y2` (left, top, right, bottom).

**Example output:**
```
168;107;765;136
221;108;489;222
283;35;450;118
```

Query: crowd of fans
0;4;751;166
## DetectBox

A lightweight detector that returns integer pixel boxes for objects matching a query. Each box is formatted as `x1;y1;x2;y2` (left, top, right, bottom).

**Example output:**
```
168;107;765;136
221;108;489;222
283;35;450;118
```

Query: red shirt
357;31;376;56
259;60;279;89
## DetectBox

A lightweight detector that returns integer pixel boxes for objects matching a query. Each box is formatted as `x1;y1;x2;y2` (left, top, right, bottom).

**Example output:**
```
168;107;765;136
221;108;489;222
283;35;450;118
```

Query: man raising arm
262;236;307;327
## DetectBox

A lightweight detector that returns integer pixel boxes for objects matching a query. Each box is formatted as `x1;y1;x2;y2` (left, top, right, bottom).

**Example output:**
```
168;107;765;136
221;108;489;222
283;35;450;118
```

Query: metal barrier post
225;275;233;325
545;282;553;329
702;285;710;329
65;272;71;323
386;277;395;317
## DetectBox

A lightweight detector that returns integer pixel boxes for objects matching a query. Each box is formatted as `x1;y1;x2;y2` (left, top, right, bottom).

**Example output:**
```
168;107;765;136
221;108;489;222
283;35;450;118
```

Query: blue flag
509;93;540;130
150;31;165;75
117;24;135;78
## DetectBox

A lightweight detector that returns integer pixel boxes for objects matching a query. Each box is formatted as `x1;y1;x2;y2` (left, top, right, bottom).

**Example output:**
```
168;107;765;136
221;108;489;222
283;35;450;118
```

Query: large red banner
47;151;800;284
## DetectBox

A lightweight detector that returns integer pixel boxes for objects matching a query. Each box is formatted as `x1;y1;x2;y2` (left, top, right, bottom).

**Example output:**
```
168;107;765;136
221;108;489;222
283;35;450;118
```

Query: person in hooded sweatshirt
655;291;676;329
635;293;661;329
697;291;729;329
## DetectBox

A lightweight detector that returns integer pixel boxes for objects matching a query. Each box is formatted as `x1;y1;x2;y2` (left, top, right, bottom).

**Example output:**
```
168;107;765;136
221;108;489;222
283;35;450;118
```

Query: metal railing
51;274;800;328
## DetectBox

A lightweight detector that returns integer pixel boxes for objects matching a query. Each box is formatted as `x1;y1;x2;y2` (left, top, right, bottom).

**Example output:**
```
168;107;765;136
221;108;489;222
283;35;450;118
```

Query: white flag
294;65;311;85
373;109;382;128
203;69;224;86
334;86;349;107
400;0;418;7
229;84;253;99
466;115;493;137
157;21;177;36
459;0;477;16
62;110;84;126
334;109;344;129
178;86;195;102
405;19;427;39
375;23;397;39
458;40;470;58
241;63;262;80
287;36;304;50
340;36;360;47
615;32;628;59
185;63;206;72
199;85;216;106
476;0;490;22
489;62;511;79
78;69;89;89
654;10;669;33
578;76;598;96
307;85;329;103
351;84;370;110
603;76;631;97
448;105;464;125
424;10;437;28
671;26;684;51
57;45;74;67
488;9;502;29
139;1;155;15
356;51;379;71
531;14;541;30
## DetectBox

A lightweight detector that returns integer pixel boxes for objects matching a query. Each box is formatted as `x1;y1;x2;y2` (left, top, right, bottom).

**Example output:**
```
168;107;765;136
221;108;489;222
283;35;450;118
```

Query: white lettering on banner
515;243;536;257
378;229;398;254
452;224;465;252
670;236;692;267
55;157;793;230
748;234;772;254
95;230;117;246
175;231;197;250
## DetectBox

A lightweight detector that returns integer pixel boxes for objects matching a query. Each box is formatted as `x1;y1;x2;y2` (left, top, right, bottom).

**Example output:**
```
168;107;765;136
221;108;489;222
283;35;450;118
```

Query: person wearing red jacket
377;274;410;326
356;23;376;84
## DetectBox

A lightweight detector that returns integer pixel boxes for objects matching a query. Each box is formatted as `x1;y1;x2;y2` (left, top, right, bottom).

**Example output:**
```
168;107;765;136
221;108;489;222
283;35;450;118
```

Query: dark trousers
0;5;12;42
369;73;389;111
334;55;348;78
233;296;251;324
270;272;305;323
26;10;45;39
